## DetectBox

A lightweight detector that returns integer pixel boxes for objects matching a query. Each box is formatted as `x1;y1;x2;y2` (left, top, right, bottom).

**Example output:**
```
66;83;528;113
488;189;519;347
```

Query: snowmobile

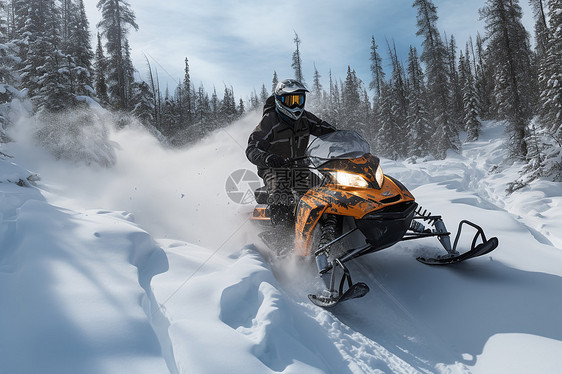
250;130;498;308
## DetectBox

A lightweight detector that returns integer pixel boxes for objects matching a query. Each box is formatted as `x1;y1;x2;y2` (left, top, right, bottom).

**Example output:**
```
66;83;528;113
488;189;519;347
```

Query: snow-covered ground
1;113;561;374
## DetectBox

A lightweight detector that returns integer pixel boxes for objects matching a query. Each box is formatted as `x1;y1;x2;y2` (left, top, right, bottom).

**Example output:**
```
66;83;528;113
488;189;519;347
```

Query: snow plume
7;109;263;249
18;108;118;167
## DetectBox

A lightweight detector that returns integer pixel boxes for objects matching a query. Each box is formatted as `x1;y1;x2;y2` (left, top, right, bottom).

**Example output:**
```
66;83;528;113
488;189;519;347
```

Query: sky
83;0;535;102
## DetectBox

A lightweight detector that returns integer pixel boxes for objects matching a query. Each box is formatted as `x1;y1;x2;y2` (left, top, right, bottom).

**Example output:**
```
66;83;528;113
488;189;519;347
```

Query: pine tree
369;36;385;98
292;32;304;83
474;32;493;118
195;83;211;134
376;82;401;160
160;88;180;136
386;39;408;157
122;38;135;108
65;0;94;97
0;2;19;96
309;63;323;111
527;0;562;181
342;66;362;131
259;84;268;105
538;0;562;142
328;74;343;126
131;81;155;126
361;88;371;128
209;87;219;131
17;0;75;112
97;0;138;111
480;0;534;159
447;35;464;131
413;0;459;159
93;32;109;104
238;98;245;117
0;1;20;136
459;46;481;141
271;71;278;93
181;58;193;126
406;46;431;156
220;86;237;124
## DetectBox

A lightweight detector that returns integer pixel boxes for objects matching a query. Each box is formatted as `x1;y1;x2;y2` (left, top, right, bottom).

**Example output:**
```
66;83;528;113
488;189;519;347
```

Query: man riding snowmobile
246;79;337;225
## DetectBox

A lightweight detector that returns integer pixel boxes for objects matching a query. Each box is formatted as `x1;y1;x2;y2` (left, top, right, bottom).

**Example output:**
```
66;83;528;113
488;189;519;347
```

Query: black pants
260;167;303;226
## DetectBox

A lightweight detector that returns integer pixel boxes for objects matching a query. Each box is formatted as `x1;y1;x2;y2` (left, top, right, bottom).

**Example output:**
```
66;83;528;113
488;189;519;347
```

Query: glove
265;153;290;168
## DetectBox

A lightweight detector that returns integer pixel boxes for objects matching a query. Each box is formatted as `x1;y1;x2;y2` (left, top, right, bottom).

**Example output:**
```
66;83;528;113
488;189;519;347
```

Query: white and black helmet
274;79;308;121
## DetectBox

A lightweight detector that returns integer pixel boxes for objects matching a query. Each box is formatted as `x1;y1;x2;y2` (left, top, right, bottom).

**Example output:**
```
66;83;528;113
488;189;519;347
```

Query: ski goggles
280;94;305;108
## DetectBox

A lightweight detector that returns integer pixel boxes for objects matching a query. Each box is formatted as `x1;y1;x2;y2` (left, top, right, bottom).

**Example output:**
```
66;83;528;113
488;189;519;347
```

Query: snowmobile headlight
329;171;369;188
375;165;384;188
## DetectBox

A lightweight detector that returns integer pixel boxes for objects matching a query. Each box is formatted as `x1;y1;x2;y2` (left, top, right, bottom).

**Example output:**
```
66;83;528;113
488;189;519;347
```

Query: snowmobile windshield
306;130;371;167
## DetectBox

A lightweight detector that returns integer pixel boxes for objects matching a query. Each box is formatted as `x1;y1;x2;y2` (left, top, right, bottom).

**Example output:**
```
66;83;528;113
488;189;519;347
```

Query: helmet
274;79;308;121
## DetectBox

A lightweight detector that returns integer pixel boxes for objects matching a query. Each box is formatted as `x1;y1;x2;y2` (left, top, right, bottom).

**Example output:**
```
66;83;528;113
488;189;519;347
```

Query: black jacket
246;96;336;176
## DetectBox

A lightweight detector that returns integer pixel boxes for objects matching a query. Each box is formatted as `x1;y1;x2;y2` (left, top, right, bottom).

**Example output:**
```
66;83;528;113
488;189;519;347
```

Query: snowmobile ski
308;282;369;308
417;236;498;265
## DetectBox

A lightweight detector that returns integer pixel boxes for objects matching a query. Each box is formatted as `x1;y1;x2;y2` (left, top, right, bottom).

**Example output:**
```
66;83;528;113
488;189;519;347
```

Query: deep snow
1;112;561;374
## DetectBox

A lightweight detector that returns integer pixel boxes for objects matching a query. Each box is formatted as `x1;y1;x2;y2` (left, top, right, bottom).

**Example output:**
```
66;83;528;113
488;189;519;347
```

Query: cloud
84;0;537;101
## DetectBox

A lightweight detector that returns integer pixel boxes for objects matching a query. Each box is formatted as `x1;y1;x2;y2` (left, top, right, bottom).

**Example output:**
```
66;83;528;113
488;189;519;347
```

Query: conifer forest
0;0;560;185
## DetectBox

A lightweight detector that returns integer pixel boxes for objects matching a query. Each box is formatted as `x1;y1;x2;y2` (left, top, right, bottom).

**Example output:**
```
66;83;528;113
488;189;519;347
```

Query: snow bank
0;161;170;373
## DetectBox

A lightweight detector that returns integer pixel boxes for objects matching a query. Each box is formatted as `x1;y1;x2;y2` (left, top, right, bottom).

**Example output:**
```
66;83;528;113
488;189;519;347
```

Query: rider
246;79;337;224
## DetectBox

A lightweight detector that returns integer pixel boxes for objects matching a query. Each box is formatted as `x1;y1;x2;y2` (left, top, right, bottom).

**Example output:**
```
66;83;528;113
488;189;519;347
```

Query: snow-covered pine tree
64;0;94;98
181;58;193;127
208;87;219;132
195;83;211;136
24;0;75;112
369;36;385;99
248;90;260;112
447;35;464;132
160;88;181;136
386;39;408;157
292;32;304;83
0;4;19;97
144;56;161;129
259;84;268;105
308;63;324;113
480;0;534;159
532;0;551;121
220;85;237;124
131;80;155;126
527;0;547;113
530;0;550;78
406;46;431;157
538;0;562;142
122;38;135;110
333;77;345;127
375;81;401;160
321;70;338;126
93;32;109;104
413;0;459;159
312;64;322;95
527;0;562;181
459;46;481;141
0;2;20;139
271;71;278;94
0;1;7;40
97;0;138;111
238;98;245;117
342;66;362;133
361;88;371;131
474;32;493;119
